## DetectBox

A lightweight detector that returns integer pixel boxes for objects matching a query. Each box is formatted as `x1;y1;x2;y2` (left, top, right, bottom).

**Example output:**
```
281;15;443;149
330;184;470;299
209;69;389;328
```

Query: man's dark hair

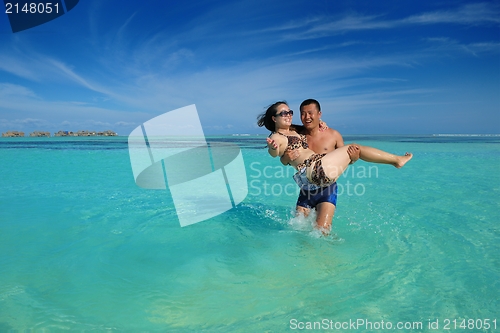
300;99;321;112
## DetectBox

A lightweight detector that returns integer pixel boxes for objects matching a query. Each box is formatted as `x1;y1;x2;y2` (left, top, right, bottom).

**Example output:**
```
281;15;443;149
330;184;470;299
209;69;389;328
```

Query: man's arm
280;149;299;165
332;129;344;149
331;129;359;163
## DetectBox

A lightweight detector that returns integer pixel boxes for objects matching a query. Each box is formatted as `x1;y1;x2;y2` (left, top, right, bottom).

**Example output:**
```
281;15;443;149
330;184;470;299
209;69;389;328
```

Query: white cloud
0;55;40;81
403;3;500;25
423;38;500;56
270;2;500;41
0;118;50;129
0;83;38;98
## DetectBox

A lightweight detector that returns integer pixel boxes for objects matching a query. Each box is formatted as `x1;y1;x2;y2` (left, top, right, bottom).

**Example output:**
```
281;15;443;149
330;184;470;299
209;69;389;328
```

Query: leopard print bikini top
274;131;308;152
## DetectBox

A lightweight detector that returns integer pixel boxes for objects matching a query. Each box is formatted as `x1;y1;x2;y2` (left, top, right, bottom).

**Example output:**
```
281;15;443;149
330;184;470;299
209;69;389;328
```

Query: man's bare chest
306;135;337;153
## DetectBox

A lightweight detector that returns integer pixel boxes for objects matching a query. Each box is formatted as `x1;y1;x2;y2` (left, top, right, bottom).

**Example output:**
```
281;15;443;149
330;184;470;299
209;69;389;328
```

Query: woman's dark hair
257;101;288;132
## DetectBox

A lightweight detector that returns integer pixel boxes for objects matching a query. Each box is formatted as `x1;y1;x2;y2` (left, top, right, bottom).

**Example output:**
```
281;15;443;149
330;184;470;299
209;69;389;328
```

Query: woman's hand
266;137;278;150
266;137;280;157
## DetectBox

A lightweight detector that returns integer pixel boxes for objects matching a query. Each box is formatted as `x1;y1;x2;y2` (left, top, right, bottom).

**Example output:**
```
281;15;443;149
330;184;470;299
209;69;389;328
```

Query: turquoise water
0;135;499;332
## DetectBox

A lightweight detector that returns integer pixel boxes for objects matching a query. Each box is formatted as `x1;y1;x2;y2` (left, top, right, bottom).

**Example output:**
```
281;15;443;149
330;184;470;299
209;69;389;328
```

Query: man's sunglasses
275;110;293;117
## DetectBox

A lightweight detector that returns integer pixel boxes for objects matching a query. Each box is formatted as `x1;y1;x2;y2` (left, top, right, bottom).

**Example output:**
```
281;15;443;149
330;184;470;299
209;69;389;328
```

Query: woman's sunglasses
275;110;293;117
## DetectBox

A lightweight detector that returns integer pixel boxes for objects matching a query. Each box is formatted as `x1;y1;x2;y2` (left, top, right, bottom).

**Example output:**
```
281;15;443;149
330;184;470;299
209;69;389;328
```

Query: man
281;99;359;232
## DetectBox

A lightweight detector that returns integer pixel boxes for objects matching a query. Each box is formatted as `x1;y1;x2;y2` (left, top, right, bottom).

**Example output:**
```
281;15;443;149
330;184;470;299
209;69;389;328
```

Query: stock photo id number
3;0;79;32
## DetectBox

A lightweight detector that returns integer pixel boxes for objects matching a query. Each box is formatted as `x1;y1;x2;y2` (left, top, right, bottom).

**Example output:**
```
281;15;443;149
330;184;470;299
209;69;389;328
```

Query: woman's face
273;103;293;127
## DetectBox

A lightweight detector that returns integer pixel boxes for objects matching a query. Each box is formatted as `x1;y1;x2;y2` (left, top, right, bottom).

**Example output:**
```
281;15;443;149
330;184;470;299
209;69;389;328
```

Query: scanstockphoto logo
247;162;379;198
128;105;248;227
4;0;79;33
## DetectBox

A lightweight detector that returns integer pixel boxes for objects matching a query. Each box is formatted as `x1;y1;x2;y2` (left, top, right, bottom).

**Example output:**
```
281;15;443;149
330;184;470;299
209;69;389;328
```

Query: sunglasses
275;110;294;117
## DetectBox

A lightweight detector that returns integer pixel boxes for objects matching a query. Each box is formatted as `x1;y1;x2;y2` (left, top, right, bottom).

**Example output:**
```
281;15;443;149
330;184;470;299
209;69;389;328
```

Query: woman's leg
307;145;413;184
307;146;352;183
352;144;413;168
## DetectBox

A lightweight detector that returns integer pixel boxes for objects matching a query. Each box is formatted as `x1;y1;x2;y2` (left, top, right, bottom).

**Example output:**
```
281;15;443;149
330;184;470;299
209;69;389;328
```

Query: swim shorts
296;182;337;209
293;167;321;191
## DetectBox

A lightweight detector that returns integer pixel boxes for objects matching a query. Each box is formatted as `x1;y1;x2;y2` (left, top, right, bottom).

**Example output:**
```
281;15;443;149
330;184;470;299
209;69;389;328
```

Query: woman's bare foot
395;152;413;168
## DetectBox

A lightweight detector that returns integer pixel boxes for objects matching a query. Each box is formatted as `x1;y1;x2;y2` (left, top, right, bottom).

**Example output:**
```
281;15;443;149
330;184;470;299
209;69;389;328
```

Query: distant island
1;130;118;137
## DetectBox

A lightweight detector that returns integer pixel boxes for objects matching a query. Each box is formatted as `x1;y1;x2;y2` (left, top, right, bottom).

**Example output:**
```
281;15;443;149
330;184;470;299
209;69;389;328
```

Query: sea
0;135;498;332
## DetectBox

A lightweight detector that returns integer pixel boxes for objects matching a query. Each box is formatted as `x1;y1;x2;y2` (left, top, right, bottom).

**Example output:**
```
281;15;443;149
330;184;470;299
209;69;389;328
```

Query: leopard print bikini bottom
296;153;334;187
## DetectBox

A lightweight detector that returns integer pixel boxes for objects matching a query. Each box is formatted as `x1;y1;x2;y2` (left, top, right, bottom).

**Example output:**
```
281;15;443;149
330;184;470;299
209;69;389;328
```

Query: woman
257;101;412;188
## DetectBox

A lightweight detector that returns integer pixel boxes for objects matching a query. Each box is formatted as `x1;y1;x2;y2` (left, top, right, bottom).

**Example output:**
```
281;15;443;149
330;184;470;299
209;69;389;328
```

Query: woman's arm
266;134;286;157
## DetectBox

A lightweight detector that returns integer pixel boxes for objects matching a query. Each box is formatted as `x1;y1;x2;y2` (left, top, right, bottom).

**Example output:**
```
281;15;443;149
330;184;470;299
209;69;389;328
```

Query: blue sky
0;0;499;135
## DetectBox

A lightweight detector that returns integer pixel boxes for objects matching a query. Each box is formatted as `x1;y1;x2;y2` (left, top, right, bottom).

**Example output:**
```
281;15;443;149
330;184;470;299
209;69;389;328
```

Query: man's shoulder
324;128;342;138
322;128;344;148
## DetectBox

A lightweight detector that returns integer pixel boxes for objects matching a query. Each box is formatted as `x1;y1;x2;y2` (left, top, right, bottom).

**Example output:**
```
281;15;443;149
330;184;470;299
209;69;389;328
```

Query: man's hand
280;149;300;165
347;145;360;164
319;120;329;132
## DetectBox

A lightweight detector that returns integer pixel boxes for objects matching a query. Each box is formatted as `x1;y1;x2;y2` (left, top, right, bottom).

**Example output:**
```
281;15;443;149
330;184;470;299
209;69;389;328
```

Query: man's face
300;104;321;130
